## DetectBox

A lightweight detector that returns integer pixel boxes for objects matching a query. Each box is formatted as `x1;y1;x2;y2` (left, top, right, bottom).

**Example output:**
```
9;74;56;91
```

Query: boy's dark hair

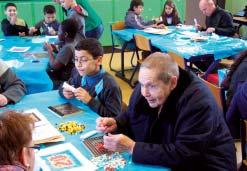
129;0;144;11
60;19;78;39
44;5;56;15
5;3;17;10
75;38;104;59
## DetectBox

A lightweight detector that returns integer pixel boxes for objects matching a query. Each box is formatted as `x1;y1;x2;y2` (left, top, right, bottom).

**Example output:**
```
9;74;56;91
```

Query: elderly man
196;0;235;36
0;60;26;106
96;52;236;170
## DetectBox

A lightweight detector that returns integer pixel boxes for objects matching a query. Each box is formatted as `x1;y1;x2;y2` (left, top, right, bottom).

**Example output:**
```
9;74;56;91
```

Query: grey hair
140;52;179;84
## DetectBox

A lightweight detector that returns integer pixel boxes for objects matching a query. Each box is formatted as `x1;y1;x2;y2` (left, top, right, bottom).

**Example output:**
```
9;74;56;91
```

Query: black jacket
59;68;122;117
1;18;29;36
205;7;235;36
116;69;236;171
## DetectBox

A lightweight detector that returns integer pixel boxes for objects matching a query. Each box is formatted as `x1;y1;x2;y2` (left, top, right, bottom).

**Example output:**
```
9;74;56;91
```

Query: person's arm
0;68;26;103
125;12;154;29
214;12;235;36
1;19;16;36
87;84;122;117
132;89;224;167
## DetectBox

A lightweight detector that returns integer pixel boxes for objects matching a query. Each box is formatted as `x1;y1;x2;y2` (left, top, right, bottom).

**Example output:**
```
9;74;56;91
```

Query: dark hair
60;19;78;39
5;3;17;10
44;5;56;15
161;0;180;25
0;111;34;165
129;0;144;11
75;38;104;59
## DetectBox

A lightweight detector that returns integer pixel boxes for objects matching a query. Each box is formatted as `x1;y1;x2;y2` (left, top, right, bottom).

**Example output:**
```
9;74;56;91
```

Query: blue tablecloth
113;27;247;60
0;36;53;94
3;90;170;171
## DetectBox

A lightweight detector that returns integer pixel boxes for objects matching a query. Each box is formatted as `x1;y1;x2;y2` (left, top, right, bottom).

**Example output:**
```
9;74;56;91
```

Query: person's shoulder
103;72;119;88
1;18;8;24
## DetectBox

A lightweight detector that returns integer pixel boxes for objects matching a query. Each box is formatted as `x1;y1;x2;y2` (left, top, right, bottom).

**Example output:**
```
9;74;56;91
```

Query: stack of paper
24;108;65;144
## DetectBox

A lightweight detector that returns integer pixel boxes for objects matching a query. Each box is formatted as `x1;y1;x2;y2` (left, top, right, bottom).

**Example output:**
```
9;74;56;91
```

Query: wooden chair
168;52;186;69
109;21;136;72
128;34;153;87
199;77;226;113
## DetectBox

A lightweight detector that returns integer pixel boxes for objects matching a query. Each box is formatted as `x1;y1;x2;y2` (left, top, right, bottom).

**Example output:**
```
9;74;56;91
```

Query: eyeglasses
73;57;94;65
26;145;41;151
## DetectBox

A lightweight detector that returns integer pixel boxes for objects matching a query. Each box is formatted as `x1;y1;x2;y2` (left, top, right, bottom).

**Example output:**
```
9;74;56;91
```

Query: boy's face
44;13;56;24
133;5;143;15
5;6;17;18
60;0;73;10
74;50;102;76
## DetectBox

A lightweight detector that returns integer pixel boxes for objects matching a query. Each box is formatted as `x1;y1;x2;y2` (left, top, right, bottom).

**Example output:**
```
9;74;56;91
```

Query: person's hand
9;15;17;25
44;42;53;53
96;117;117;133
206;27;215;34
29;27;37;35
48;27;56;35
103;133;136;154
74;87;92;104
195;23;201;31
155;23;166;29
62;88;74;99
0;94;8;106
18;32;26;37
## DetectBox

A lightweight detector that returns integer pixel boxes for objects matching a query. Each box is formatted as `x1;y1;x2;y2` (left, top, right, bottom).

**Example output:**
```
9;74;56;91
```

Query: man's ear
170;76;178;91
19;147;30;168
64;32;68;38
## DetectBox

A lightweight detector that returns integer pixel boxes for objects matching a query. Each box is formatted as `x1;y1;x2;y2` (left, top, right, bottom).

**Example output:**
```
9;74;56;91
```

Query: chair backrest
111;21;125;31
110;21;126;47
133;34;152;52
199;77;226;111
168;52;186;69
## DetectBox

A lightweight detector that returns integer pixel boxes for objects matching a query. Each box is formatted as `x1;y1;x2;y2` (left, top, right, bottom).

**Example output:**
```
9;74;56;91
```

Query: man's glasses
73;58;94;65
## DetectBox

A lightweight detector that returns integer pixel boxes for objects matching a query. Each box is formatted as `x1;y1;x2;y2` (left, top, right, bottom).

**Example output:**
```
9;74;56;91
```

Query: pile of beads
57;121;85;135
91;152;126;170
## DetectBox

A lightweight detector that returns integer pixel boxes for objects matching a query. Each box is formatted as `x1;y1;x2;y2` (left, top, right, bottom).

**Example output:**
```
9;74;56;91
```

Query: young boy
125;0;158;29
1;3;29;36
45;19;77;89
0;60;26;106
60;0;88;42
59;38;122;117
29;5;60;36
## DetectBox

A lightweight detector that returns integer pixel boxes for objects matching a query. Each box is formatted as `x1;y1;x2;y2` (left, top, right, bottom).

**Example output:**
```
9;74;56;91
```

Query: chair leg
129;63;140;88
109;48;117;72
130;50;136;67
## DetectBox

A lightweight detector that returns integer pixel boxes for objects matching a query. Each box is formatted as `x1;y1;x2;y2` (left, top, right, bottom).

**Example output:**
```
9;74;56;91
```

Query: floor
102;52;136;105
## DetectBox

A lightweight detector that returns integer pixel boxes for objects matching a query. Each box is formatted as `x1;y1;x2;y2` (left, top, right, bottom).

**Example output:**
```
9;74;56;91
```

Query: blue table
3;90;170;171
113;27;247;80
0;36;53;94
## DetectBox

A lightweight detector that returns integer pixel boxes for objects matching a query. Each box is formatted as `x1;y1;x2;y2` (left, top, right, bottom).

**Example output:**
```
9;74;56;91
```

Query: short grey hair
140;52;179;84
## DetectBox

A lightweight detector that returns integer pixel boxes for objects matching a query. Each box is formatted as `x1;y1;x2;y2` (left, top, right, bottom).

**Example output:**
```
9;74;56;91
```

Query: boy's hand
62;88;74;99
0;94;8;106
74;87;92;104
29;27;37;35
44;42;53;53
48;27;56;35
18;32;26;37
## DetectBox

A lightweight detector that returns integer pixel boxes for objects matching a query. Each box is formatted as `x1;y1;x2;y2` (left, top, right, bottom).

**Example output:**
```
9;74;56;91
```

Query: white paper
63;82;76;92
38;143;97;171
24;108;65;144
8;46;30;52
32;37;49;44
4;60;24;68
143;28;172;35
45;35;58;39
